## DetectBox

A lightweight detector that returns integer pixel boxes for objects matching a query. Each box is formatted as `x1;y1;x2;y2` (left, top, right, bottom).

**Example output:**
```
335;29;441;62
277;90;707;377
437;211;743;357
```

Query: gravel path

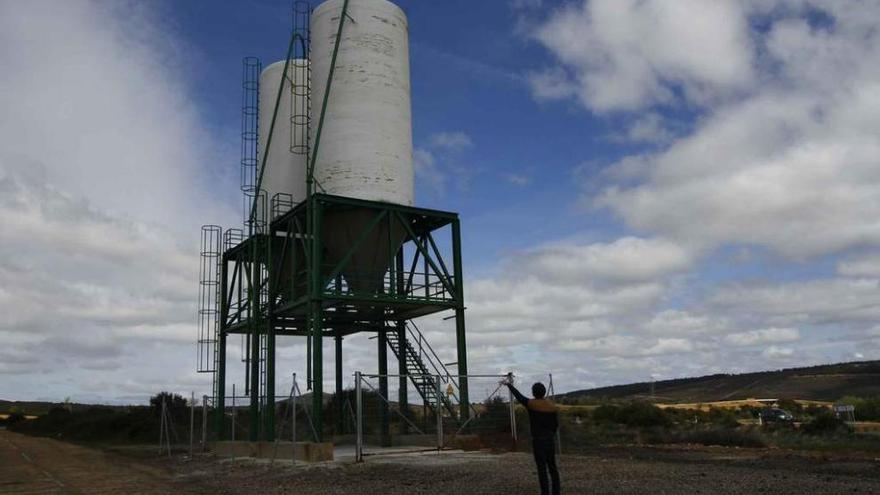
0;430;178;494
170;446;880;494
3;430;880;494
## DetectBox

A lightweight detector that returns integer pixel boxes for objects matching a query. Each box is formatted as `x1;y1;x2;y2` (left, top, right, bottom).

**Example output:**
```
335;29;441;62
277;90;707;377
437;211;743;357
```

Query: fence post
436;374;443;451
292;373;297;464
355;371;363;462
232;384;236;441
550;373;561;455
202;394;209;451
158;398;166;455
508;373;517;444
190;391;195;457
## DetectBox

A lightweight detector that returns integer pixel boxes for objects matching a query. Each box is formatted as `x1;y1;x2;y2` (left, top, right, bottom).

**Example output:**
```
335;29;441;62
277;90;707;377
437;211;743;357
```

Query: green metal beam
393;211;457;297
452;219;469;421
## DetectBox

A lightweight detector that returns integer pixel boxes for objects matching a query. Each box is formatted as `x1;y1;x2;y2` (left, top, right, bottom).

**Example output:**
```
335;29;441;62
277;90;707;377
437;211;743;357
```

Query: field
563;361;880;403
3;430;880;494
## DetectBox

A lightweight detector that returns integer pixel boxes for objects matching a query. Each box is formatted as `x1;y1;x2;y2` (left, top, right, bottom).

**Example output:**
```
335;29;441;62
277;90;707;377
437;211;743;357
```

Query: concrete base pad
210;441;333;462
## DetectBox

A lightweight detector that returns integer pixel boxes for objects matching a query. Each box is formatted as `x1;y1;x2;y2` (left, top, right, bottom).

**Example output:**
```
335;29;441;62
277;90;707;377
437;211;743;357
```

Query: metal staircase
385;322;464;420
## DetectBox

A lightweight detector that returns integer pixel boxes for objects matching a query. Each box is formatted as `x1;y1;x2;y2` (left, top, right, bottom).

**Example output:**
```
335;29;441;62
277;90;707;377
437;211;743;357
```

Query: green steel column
335;335;343;434
310;198;324;441
451;219;469;420
378;325;390;446
249;250;261;441
396;250;408;434
216;256;228;439
265;231;276;440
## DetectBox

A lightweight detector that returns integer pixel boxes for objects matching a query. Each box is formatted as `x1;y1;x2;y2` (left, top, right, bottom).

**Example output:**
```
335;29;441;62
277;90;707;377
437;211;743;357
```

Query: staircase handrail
406;321;480;419
406;320;457;388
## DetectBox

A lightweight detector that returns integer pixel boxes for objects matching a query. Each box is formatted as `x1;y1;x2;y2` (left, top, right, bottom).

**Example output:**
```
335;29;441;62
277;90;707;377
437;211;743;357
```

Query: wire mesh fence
353;372;519;461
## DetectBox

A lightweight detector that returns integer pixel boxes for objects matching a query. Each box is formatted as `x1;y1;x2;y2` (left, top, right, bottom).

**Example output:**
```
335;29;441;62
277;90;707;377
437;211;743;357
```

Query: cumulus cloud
536;1;880;261
837;253;880;278
415;131;476;195
514;237;692;286
529;0;754;112
725;328;801;347
430;131;473;151
0;0;235;402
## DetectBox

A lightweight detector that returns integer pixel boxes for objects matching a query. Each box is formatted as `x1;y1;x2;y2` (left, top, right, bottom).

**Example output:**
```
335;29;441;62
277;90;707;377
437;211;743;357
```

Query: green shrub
675;426;767;448
802;411;852;435
591;404;620;423
590;402;671;427
837;396;880;421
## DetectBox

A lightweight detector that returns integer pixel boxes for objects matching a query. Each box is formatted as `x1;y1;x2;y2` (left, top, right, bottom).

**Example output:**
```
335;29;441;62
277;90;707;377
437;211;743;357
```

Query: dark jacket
508;384;559;441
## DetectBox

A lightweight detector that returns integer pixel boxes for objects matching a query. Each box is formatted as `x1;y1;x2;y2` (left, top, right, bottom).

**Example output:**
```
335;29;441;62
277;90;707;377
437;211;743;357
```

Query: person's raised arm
506;383;530;407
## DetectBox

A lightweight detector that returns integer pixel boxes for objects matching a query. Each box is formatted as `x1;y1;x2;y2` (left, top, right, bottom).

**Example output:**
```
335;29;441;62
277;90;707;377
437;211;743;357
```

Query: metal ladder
384;322;461;419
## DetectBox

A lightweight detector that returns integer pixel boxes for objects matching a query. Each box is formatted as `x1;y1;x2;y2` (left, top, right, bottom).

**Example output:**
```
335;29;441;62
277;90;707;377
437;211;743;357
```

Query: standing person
504;377;561;495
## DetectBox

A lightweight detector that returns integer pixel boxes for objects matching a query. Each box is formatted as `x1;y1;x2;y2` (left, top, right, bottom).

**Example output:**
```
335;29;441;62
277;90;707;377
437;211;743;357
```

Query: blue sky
3;0;880;403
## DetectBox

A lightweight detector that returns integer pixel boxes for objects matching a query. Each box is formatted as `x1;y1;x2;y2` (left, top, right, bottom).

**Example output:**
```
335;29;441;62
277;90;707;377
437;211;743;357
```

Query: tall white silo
310;0;414;293
258;59;309;215
310;0;414;206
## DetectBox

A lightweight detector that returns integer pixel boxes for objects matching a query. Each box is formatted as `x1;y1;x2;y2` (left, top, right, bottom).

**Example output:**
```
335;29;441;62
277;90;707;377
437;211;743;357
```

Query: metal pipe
232;384;236;441
292;373;297;464
189;391;195;457
355;371;363;462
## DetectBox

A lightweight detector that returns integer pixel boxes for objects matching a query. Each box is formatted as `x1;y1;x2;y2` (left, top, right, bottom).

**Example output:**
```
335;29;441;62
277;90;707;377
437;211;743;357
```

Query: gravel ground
168;446;880;494
4;429;880;494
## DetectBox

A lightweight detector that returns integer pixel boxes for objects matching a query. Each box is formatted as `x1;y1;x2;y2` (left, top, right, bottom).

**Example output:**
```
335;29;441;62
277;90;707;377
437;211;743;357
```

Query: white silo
310;0;414;293
258;59;309;215
310;0;414;206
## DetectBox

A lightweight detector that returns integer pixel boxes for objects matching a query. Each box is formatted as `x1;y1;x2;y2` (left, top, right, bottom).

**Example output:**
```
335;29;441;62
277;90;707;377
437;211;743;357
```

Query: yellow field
655;399;833;411
0;413;38;420
554;398;834;412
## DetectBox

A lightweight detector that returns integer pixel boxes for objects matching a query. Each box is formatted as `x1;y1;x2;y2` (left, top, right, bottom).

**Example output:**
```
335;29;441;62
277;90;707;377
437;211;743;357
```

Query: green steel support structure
215;194;469;442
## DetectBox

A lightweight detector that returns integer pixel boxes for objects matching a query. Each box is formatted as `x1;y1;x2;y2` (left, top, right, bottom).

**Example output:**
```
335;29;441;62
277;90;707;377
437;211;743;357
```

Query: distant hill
0;400;136;415
561;361;880;404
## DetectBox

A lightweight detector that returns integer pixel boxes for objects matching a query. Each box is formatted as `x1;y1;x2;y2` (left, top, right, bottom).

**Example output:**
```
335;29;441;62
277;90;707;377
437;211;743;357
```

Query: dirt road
0;430;178;494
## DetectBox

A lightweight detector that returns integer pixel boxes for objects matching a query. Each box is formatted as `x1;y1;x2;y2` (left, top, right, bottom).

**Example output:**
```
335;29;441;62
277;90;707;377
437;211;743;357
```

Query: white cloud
725;328;801;347
644;310;728;337
429;131;473;151
414;148;445;194
504;173;532;187
0;0;234;402
615;113;676;144
838;253;880;278
709;279;880;327
515;237;692;285
763;346;795;360
529;0;754;112
415;132;476;195
552;1;880;261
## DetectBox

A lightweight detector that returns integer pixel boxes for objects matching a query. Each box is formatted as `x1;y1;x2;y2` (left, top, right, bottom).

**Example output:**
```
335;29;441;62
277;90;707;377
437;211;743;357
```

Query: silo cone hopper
322;208;406;295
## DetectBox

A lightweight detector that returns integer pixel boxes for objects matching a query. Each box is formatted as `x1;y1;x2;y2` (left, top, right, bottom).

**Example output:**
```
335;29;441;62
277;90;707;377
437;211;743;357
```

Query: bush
706;407;741;428
591;404;619;423
591;402;671;428
6;412;25;425
802;411;852;435
674;427;767;448
837;396;880;421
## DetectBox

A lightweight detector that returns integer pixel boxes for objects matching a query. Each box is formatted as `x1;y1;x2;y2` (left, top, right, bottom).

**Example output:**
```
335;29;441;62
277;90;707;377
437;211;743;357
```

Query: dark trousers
532;436;560;495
